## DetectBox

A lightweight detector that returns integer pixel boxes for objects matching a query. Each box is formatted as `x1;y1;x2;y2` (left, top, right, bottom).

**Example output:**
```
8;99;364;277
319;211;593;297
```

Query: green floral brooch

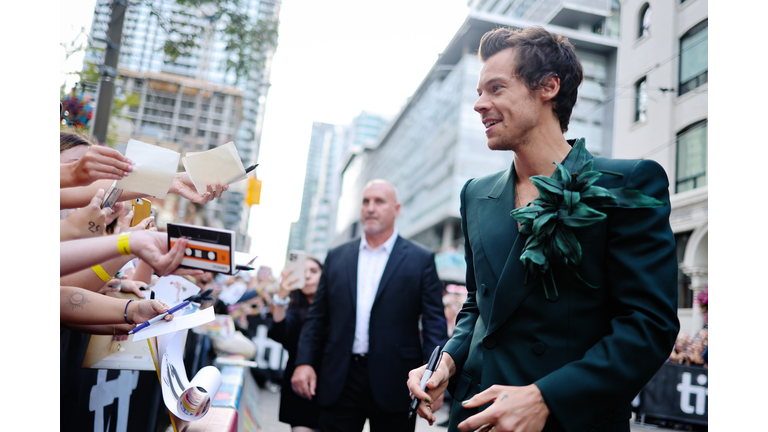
509;139;665;299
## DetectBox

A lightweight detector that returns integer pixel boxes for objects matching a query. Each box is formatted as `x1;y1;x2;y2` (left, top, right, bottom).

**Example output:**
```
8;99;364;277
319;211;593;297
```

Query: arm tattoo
65;289;90;310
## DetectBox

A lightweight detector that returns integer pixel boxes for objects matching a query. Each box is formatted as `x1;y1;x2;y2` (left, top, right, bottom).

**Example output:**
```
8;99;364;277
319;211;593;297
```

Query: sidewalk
252;384;682;432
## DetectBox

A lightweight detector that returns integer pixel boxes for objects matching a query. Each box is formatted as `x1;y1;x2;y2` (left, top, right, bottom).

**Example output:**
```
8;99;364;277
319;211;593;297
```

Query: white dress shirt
352;229;399;354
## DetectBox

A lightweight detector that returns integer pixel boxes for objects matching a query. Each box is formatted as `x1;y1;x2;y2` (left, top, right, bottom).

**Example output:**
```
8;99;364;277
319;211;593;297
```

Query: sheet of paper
234;252;258;268
131;306;215;341
158;330;222;421
116;139;180;198
182;142;246;194
151;275;201;305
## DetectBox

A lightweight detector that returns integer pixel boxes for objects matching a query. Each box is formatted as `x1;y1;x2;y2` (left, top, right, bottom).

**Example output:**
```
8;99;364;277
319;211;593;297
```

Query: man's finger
461;386;499;409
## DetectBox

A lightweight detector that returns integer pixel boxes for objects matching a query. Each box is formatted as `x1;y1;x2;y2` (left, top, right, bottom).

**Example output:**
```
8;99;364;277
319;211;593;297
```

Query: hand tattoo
88;221;101;233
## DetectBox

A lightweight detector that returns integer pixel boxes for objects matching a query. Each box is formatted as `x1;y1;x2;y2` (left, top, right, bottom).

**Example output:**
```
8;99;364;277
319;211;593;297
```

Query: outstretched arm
60;230;200;277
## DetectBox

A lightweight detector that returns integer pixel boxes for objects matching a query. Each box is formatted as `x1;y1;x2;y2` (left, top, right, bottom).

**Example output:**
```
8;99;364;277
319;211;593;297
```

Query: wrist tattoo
65;290;90;310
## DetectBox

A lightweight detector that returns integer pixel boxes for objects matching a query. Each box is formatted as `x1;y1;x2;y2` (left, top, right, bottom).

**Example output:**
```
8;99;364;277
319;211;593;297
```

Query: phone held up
131;198;152;228
101;180;124;210
284;250;307;289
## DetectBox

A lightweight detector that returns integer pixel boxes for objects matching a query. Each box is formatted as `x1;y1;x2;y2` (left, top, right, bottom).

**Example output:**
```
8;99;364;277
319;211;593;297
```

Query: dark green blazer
444;144;679;432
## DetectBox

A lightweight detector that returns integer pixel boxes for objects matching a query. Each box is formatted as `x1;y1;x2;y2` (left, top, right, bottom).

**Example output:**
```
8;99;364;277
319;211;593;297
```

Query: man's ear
540;73;560;103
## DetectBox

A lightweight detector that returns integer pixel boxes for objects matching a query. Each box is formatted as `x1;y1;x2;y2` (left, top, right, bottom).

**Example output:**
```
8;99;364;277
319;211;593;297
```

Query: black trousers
319;355;416;432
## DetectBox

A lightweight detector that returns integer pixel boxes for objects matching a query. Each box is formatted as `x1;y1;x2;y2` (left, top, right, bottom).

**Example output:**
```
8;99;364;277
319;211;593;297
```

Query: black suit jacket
444;146;679;432
295;235;447;413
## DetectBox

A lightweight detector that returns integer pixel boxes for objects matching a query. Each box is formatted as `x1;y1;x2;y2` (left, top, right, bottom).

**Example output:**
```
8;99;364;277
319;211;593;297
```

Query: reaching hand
457;384;549;432
60;189;112;241
129;231;203;277
64;145;134;187
291;365;317;400
116;209;156;234
169;172;229;204
128;299;174;324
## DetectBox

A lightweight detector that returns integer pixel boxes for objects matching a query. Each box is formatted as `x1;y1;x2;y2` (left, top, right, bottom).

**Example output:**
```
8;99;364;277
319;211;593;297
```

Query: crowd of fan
669;328;708;368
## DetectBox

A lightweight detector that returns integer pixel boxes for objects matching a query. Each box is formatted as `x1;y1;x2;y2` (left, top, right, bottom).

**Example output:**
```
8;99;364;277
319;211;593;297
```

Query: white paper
182;142;246;194
116;139;180;198
234;252;258;268
159;331;222;421
131;305;215;341
151;275;201;305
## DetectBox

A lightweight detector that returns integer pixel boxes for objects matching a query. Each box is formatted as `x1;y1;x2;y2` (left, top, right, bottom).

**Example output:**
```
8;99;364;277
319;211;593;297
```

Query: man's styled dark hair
478;26;584;133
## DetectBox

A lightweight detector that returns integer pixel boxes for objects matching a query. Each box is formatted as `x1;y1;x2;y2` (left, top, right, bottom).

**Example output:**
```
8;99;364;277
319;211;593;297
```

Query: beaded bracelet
272;293;290;306
124;299;135;325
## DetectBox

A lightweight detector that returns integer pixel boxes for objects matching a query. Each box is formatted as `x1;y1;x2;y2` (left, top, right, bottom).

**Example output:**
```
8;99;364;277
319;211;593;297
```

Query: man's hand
407;352;455;425
60;189;112;241
169;172;228;204
457;384;549;432
291;364;317;400
61;145;134;188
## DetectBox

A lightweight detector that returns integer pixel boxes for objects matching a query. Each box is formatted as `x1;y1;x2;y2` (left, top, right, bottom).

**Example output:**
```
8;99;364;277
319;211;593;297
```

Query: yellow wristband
118;232;132;255
91;265;113;283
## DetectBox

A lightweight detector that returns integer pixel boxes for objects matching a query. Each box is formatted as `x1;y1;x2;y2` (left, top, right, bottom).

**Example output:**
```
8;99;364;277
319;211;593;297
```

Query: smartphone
284;250;307;289
131;198;152;228
101;180;124;209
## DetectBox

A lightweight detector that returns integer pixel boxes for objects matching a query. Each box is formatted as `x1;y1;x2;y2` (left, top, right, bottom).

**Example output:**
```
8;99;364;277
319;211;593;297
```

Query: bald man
291;179;448;432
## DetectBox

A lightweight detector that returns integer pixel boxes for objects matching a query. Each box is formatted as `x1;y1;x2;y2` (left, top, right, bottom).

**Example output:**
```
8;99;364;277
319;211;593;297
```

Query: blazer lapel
347;239;361;307
372;236;408;306
476;165;518;283
476;162;536;337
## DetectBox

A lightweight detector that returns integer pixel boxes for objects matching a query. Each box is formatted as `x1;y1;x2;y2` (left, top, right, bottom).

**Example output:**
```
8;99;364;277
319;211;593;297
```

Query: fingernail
462;400;469;406
425;398;430;403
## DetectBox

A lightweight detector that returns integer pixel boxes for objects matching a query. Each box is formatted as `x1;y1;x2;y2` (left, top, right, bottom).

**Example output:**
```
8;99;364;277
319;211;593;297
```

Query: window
635;77;648;122
679;20;708;96
197;129;206;137
675;120;707;193
638;3;651;38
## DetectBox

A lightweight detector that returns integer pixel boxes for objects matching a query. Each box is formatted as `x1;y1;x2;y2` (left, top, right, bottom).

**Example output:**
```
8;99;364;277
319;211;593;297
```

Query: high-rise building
334;6;620;262
612;0;708;334
288;112;389;260
83;0;280;250
288;122;335;255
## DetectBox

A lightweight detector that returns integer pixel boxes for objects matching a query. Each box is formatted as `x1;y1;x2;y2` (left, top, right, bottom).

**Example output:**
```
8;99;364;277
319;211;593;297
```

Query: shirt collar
360;228;399;253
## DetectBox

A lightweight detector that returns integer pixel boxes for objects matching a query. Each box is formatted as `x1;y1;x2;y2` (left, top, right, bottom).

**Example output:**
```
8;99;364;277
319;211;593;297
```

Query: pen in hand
128;301;190;335
409;345;442;419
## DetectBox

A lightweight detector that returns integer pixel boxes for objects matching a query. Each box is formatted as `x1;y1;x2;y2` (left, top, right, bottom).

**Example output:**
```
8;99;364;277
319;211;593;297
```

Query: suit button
484;337;496;349
532;342;546;355
479;284;486;295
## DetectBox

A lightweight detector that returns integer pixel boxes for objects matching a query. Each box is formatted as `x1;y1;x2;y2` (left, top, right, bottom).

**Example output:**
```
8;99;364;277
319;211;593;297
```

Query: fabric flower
510;138;665;299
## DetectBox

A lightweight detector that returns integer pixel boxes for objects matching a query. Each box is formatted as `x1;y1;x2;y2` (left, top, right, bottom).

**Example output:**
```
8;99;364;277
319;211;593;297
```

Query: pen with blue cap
408;345;442;419
128;301;190;335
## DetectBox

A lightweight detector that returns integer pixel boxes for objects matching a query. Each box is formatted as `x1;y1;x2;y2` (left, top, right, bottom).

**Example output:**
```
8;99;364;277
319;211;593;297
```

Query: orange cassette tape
167;223;236;274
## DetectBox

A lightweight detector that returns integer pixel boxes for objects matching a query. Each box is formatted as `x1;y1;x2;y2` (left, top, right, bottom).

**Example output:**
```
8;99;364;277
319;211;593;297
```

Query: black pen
409;345;442;419
226;164;259;184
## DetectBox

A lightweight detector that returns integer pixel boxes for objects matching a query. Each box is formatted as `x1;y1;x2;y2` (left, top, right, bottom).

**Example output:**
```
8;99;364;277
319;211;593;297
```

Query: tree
85;0;279;143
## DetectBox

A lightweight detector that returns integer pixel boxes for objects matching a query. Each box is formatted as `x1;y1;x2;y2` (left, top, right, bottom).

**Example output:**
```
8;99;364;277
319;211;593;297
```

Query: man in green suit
407;26;679;432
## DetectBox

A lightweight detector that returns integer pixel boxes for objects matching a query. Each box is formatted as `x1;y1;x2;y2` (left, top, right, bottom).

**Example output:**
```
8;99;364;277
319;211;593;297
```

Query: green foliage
146;0;279;84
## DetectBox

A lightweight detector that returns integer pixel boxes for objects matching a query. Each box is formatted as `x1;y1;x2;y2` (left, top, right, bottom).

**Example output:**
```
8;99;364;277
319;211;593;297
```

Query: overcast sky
59;0;470;272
